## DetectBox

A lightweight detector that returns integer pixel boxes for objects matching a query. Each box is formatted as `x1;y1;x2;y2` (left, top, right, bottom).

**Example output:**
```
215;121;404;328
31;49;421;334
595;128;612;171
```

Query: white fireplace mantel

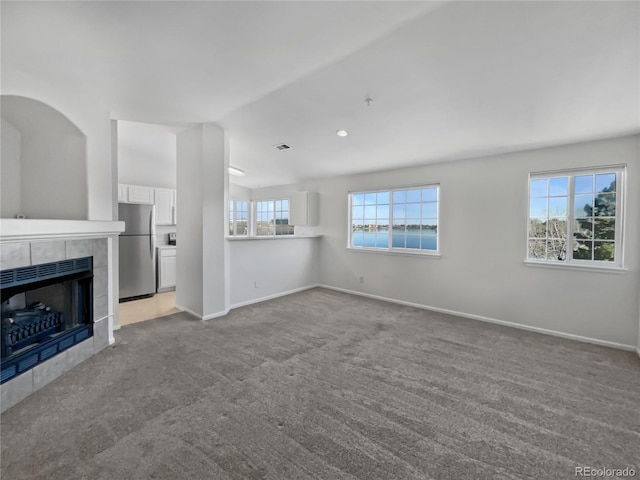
0;219;125;242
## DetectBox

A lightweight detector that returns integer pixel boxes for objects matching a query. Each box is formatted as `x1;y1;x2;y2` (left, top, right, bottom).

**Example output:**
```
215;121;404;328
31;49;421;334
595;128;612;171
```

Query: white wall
316;135;640;348
1;96;87;220
20;133;87;220
202;124;228;317
230;182;250;201
2;66;114;221
176;123;227;319
110;120;120;331
226;182;321;306
117;121;177;189
229;239;320;306
1;118;21;218
176;125;204;316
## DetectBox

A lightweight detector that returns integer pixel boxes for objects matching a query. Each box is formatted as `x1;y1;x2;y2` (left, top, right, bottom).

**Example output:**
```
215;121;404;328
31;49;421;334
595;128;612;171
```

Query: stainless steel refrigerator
118;203;156;300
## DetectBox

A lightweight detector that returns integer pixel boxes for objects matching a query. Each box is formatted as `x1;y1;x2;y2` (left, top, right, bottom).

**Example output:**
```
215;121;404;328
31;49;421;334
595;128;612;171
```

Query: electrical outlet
359;276;364;284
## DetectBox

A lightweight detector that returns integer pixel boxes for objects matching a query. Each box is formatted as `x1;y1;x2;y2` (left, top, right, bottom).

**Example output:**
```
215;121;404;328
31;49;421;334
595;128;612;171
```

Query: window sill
347;246;441;258
226;235;322;241
523;260;627;274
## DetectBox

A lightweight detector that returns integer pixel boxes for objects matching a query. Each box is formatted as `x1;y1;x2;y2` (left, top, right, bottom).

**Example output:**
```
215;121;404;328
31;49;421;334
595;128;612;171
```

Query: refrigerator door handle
149;207;156;258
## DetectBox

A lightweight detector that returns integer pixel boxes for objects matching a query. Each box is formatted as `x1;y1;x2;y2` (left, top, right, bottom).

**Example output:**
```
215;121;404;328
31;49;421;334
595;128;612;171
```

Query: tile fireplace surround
0;219;124;412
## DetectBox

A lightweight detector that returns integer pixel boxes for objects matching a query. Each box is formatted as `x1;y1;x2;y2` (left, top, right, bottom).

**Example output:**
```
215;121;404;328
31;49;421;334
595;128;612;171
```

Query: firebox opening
1;257;93;384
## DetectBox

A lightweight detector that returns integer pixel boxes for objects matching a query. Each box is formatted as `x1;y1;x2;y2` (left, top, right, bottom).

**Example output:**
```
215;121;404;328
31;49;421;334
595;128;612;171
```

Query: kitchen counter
226;235;322;241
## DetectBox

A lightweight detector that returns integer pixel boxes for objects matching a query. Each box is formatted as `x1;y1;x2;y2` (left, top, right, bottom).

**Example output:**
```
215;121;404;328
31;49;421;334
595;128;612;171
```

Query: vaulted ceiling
2;1;638;188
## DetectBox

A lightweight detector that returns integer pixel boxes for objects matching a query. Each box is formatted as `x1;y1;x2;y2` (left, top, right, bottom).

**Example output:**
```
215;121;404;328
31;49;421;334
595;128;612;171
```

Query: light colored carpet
1;288;638;479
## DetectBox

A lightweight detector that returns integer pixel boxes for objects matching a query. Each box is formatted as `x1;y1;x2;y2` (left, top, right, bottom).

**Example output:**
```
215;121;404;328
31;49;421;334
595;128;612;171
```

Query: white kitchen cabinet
157;246;176;291
155;188;176;225
290;191;319;226
127;185;155;205
118;184;128;202
119;184;177;224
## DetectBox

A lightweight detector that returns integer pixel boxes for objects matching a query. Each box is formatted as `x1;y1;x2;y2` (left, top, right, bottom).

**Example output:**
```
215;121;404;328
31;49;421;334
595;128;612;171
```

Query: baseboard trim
230;284;320;310
174;285;319;320
175;303;195;320
174;304;200;319
317;284;637;352
174;304;229;321
202;309;231;321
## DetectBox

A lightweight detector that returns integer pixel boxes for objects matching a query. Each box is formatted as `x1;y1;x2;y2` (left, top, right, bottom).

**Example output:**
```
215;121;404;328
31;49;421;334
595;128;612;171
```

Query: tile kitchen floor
119;291;179;327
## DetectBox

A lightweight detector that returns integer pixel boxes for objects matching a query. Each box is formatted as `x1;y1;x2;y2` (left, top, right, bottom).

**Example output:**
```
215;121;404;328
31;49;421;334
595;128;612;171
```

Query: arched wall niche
1;95;88;220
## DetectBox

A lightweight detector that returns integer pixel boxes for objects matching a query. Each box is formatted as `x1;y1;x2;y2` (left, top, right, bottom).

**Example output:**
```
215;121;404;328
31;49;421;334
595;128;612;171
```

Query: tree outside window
528;169;622;266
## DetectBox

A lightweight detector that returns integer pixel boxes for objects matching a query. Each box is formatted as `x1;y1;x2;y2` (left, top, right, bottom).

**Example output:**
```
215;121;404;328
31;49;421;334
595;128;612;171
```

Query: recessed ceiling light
336;130;348;137
228;166;246;177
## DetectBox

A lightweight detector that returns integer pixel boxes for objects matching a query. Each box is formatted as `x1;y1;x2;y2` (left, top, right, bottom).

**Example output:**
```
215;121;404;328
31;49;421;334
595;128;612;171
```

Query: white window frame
254;198;294;237
228;199;250;237
525;165;626;271
347;184;440;257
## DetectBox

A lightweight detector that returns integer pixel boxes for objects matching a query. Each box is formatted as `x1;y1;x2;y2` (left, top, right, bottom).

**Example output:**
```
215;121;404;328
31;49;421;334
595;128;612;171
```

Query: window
528;167;624;266
349;185;439;253
256;199;294;236
228;200;249;236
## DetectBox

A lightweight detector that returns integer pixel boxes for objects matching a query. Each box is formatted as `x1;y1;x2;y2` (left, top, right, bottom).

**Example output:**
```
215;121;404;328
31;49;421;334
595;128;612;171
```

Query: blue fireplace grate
40;345;57;361
1;257;94;385
1;365;16;383
0;325;93;384
0;257;92;290
18;354;38;372
0;271;13;285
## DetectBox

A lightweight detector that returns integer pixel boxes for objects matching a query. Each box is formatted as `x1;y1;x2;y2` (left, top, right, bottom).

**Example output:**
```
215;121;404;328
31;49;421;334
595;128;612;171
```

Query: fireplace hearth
1;257;93;384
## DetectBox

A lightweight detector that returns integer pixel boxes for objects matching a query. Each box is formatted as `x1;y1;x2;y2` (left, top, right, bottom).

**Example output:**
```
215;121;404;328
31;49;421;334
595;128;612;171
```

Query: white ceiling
2;1;638;189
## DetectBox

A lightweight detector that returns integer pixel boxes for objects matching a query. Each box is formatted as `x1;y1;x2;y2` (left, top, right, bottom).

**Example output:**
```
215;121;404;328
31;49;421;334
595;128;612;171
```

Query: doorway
119;292;179;326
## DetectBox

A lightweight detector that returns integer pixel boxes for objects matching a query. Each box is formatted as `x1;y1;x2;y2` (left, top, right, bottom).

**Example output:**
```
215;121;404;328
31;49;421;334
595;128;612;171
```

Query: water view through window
351;186;438;252
351;229;437;249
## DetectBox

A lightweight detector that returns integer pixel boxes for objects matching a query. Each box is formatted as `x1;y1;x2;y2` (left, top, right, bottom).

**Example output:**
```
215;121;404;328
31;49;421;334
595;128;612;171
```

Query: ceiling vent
273;143;291;151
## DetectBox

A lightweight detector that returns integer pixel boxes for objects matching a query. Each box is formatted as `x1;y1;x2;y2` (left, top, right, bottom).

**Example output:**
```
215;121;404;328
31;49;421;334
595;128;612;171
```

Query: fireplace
1;257;93;384
0;221;123;412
